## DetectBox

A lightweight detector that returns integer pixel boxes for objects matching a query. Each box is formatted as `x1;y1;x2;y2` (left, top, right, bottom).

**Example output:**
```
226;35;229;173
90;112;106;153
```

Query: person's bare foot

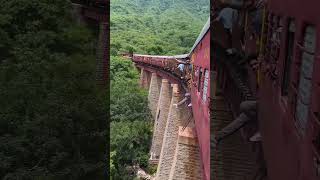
250;132;262;142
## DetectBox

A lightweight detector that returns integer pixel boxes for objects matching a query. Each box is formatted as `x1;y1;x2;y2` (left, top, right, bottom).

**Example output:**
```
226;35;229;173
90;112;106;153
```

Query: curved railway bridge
128;16;267;180
131;54;204;180
126;18;210;180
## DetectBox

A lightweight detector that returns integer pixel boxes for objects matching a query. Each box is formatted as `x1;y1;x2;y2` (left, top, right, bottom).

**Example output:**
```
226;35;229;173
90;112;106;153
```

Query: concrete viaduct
132;55;204;180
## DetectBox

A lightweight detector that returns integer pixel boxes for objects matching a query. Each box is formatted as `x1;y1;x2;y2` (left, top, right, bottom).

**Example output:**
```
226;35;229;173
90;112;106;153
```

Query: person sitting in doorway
175;59;189;79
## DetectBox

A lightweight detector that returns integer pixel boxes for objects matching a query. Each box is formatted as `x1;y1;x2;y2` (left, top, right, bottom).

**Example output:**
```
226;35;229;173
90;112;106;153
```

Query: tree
110;56;152;179
110;0;209;55
0;0;106;179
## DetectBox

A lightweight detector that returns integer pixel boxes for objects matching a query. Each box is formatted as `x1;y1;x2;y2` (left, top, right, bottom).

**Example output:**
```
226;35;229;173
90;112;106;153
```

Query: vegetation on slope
110;57;151;178
110;0;210;55
110;56;153;179
0;0;106;179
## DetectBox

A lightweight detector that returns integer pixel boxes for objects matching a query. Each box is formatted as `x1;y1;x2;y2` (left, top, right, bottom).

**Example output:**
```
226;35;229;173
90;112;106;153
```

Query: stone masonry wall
140;68;145;88
140;68;151;89
143;72;203;180
151;79;172;159
96;22;108;85
168;127;203;180
156;84;182;179
148;73;161;118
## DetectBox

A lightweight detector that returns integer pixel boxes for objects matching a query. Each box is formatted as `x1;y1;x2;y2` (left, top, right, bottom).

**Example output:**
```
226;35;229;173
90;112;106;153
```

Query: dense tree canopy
110;0;210;56
110;56;152;179
0;0;106;179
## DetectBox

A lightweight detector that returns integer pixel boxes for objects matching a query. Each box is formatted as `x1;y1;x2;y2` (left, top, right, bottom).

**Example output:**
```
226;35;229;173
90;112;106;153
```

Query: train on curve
130;17;211;180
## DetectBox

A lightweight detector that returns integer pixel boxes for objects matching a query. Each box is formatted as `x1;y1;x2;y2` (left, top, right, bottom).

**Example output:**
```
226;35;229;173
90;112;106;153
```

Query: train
131;17;211;180
130;54;189;79
188;18;210;180
213;0;320;179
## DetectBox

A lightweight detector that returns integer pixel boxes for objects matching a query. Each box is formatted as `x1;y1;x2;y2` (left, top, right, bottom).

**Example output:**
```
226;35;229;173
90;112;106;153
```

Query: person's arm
175;59;188;64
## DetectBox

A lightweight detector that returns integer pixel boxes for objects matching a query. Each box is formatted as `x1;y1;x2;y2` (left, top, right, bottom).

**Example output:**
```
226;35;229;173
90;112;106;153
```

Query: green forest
0;0;106;179
0;0;208;179
111;0;209;55
110;0;209;179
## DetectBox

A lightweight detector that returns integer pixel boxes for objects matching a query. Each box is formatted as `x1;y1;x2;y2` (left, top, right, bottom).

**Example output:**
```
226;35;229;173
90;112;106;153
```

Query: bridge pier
148;73;161;118
140;68;151;89
168;126;203;180
135;63;204;179
155;84;182;179
71;4;109;86
96;22;109;85
71;3;85;24
139;68;145;88
152;83;203;180
150;79;172;160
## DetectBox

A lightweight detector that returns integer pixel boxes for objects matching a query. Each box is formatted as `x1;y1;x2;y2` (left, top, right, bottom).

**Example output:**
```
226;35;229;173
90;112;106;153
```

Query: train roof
188;17;210;55
133;54;189;59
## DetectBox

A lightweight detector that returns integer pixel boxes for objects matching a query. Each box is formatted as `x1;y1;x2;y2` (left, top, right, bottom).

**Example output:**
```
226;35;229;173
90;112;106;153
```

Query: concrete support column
148;73;161;118
168;127;204;180
140;69;151;89
145;71;151;90
140;68;146;88
96;22;109;86
71;3;85;25
150;79;172;160
156;84;182;179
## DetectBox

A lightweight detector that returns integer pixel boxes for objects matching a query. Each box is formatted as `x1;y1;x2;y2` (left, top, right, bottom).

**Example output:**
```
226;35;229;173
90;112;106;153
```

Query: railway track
211;95;261;180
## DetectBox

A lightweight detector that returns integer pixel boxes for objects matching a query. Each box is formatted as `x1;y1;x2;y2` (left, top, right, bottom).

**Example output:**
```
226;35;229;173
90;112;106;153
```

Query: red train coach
189;18;210;180
132;54;184;71
212;0;320;179
259;0;320;179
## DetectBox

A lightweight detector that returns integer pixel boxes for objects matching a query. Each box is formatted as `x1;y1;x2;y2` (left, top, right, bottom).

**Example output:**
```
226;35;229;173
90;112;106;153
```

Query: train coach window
198;68;203;92
295;25;316;132
202;69;209;103
281;19;295;96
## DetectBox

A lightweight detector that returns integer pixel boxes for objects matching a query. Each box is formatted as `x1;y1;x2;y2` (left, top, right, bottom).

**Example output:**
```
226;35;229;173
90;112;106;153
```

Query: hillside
110;0;210;55
0;1;106;179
